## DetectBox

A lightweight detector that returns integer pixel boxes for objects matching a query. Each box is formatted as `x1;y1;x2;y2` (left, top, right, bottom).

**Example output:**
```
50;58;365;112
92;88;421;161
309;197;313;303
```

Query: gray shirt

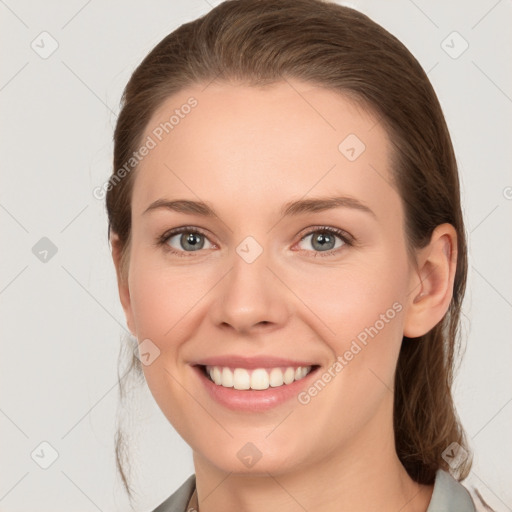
151;469;476;512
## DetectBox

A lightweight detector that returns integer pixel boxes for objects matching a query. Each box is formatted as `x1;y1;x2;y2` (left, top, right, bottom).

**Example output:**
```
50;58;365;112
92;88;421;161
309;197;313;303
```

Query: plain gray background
1;0;511;511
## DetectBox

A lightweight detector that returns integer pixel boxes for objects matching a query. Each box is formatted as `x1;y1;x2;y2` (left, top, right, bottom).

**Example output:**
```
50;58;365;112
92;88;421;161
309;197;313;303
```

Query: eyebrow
143;196;376;219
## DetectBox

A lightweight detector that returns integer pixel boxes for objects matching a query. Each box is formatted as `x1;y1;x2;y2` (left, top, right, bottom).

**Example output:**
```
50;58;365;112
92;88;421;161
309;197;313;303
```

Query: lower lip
192;365;320;412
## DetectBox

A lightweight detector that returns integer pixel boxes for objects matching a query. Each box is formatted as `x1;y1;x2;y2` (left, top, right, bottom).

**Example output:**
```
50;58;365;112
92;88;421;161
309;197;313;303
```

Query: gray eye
167;232;212;252
298;231;345;252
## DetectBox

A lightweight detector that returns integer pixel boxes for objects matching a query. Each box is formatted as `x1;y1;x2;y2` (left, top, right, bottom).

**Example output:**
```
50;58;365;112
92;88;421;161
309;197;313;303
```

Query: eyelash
157;225;354;258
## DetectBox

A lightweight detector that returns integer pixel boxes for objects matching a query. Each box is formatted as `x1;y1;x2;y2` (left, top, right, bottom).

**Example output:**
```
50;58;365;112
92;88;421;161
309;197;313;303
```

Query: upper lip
191;355;318;369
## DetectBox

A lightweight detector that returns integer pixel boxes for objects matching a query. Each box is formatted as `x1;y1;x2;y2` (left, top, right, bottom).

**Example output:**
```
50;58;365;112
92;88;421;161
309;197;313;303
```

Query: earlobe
403;224;457;338
110;232;136;336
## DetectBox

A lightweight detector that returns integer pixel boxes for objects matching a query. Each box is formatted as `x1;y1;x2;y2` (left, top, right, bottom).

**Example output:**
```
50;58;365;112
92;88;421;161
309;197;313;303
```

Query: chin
191;434;311;477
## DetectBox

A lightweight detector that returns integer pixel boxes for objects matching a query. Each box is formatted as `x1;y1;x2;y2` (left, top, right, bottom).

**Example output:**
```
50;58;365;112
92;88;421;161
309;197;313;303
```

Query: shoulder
426;469;476;511
150;474;196;512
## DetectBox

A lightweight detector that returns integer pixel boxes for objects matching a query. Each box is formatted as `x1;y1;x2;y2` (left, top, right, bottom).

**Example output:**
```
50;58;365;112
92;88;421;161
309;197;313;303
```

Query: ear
403;223;458;338
110;232;136;336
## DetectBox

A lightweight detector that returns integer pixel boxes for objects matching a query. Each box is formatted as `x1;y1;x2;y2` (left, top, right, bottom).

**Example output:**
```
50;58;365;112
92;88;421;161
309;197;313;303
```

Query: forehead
131;80;398;220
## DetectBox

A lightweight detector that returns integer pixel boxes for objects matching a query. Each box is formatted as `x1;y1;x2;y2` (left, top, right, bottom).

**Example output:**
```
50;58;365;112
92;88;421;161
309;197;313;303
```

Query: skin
111;79;458;512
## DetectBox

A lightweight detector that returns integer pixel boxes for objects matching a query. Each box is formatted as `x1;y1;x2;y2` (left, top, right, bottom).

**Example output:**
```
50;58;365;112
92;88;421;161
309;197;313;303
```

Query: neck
192;398;434;512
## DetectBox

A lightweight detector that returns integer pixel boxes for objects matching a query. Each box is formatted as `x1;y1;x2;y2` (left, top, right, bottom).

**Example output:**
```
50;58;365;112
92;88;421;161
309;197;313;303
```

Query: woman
107;0;478;510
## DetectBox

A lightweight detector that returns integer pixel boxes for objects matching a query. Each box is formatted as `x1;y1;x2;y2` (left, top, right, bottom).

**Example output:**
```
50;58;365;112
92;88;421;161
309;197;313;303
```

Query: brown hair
106;0;471;501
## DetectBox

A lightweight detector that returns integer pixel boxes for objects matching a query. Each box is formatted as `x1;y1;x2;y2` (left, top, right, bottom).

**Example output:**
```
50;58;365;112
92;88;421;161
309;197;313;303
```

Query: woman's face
117;80;421;475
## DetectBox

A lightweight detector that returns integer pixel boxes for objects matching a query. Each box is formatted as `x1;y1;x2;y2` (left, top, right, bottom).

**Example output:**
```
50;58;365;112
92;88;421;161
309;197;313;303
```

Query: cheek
286;248;408;341
129;264;200;342
286;267;406;443
286;248;408;399
127;257;205;432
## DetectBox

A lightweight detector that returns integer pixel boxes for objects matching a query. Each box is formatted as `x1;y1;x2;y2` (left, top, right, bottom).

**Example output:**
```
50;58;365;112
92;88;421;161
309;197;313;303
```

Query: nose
209;244;291;335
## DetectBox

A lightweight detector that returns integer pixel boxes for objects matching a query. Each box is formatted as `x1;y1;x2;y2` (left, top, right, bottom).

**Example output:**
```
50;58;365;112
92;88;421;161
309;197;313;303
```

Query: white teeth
269;368;284;387
295;367;308;380
212;366;222;385
221;367;234;387
251;369;269;390
233;368;251;390
206;365;313;390
283;367;295;384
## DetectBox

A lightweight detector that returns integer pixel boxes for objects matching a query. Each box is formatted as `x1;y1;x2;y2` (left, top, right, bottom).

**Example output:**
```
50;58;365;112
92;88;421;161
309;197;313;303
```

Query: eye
157;225;353;258
158;227;215;256
296;227;352;256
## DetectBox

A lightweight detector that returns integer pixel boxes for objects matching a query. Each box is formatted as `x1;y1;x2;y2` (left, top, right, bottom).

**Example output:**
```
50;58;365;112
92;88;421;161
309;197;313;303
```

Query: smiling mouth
199;364;320;391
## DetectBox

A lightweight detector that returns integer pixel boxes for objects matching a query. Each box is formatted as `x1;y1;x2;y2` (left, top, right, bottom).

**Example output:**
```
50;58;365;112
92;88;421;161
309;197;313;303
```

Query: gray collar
426;470;476;511
151;469;476;511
